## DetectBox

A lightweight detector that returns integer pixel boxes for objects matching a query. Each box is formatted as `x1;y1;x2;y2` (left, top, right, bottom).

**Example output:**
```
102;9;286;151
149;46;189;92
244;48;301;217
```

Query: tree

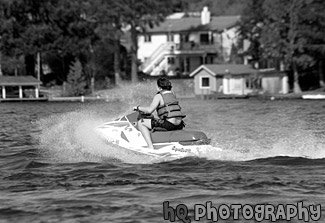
82;0;125;86
0;0;98;77
261;0;325;93
239;0;265;66
299;0;325;87
109;0;173;83
0;0;31;75
66;59;87;96
239;0;325;91
185;0;246;16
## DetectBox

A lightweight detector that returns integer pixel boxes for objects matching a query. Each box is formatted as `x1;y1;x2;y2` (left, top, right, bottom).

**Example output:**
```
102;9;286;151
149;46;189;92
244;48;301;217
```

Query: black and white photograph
0;0;324;222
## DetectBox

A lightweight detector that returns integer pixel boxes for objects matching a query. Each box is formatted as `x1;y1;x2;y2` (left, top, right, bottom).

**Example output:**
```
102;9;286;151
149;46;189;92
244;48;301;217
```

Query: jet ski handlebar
137;111;153;119
133;106;153;117
131;108;153;120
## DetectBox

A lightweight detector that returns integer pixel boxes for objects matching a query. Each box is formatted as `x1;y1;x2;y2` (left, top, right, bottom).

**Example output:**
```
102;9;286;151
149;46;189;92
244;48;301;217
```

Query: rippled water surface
0;85;324;222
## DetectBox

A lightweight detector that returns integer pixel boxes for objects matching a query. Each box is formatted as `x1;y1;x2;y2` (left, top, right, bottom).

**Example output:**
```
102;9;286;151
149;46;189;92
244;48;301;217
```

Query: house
0;75;45;101
189;64;258;96
138;7;242;76
189;65;289;96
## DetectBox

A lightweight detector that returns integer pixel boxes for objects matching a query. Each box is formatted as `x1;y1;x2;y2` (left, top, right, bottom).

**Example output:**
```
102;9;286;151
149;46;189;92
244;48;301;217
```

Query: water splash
36;109;163;164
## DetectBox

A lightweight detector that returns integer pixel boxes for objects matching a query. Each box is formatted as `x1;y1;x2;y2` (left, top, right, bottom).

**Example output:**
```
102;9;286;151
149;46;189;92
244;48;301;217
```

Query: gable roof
0;75;41;86
146;15;241;33
190;64;258;77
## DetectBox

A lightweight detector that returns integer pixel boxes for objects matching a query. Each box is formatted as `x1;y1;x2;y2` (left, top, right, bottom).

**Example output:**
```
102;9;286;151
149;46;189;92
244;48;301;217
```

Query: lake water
0;83;324;222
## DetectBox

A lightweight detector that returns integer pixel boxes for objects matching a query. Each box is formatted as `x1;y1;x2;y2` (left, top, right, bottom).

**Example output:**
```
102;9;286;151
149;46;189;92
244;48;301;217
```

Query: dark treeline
0;0;324;95
240;0;325;92
0;0;175;94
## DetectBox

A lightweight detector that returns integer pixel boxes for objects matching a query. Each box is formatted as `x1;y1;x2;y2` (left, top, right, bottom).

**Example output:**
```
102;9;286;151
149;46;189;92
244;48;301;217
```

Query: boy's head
157;77;172;91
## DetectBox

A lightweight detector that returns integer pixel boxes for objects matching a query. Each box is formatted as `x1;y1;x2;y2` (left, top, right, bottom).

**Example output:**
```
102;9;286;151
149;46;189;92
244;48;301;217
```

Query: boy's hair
157;77;172;90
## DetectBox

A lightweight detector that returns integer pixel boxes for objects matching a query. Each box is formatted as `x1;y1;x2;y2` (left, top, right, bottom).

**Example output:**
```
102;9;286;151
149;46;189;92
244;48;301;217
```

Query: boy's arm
136;95;160;114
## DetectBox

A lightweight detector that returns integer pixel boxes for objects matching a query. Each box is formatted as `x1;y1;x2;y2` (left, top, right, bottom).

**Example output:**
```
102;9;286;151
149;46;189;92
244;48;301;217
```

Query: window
208;56;214;64
200;33;209;44
200;77;210;88
181;34;190;42
144;35;151;42
185;57;190;72
167;34;174;42
200;56;214;65
167;57;175;64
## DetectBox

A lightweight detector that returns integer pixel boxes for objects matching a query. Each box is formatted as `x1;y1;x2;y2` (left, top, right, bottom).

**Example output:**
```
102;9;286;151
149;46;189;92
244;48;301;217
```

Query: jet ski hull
95;111;220;158
151;130;210;144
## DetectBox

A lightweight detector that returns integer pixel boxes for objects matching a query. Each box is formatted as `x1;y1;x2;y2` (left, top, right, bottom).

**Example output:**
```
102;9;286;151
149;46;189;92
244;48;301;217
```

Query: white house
138;7;242;76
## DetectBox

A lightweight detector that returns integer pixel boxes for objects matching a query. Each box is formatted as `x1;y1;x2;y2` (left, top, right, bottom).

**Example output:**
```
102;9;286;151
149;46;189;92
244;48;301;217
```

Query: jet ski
95;111;222;158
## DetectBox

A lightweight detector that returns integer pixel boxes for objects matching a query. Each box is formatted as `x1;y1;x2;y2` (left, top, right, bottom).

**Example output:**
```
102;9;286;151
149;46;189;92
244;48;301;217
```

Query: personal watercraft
95;111;222;158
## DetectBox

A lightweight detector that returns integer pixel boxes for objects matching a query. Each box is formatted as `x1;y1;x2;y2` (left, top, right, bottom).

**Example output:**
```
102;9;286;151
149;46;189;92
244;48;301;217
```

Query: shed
259;69;289;94
189;64;258;96
0;75;41;99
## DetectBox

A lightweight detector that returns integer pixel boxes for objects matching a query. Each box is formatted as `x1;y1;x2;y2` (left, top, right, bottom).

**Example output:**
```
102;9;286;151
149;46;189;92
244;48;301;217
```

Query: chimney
201;6;210;25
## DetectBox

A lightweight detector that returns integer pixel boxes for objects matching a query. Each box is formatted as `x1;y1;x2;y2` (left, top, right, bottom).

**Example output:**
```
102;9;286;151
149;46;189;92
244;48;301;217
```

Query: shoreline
1;88;324;102
46;92;325;102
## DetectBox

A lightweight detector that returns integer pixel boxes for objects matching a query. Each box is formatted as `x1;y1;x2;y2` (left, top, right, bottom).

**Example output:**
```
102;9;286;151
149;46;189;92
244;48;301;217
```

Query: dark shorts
151;118;185;131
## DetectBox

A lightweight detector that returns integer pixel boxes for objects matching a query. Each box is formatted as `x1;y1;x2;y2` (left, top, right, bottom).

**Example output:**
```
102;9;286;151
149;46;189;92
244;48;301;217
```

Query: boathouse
0;75;43;101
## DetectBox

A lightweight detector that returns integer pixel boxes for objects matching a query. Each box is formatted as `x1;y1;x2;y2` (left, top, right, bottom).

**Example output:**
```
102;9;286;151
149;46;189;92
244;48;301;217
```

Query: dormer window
144;35;151;42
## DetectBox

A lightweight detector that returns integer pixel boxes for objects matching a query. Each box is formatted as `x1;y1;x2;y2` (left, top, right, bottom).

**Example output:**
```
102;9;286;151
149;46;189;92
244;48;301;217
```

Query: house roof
146;15;241;33
0;75;41;86
189;64;258;77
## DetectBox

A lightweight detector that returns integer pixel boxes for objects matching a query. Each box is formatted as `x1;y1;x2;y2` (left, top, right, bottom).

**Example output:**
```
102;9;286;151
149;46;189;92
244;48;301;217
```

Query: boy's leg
137;119;154;149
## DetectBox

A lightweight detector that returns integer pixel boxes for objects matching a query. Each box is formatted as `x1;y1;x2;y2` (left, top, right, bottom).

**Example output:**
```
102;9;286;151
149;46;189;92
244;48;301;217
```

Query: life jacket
156;91;186;119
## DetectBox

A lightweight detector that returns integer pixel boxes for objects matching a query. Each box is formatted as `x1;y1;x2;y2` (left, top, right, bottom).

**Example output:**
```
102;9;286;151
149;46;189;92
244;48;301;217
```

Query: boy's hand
133;105;139;111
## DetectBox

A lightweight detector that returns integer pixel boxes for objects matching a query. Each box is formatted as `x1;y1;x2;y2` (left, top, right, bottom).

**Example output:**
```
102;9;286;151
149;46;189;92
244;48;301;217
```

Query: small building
189;65;289;97
259;69;289;94
189;64;259;96
0;75;43;101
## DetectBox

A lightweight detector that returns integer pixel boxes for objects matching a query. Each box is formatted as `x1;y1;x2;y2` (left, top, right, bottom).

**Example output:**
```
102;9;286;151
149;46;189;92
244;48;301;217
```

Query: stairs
142;42;175;74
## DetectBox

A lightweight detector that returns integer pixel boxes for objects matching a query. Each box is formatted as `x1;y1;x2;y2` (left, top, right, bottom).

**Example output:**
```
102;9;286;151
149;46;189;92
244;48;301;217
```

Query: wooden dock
0;97;49;102
200;94;249;100
48;96;107;102
0;95;112;103
255;94;303;100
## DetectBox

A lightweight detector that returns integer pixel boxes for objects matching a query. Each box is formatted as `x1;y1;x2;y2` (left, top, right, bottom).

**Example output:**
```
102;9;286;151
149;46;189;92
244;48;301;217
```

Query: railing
151;57;168;76
177;42;220;52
